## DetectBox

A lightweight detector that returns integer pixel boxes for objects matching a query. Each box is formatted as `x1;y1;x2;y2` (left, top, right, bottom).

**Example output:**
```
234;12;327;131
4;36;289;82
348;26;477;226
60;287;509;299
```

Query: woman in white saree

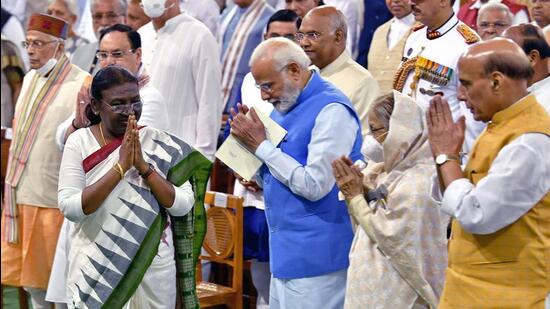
57;66;211;308
332;90;449;309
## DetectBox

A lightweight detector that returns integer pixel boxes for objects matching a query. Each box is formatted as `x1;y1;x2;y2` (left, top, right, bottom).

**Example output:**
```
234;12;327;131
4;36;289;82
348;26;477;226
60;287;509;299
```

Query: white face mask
36;58;58;77
141;0;172;18
361;134;384;163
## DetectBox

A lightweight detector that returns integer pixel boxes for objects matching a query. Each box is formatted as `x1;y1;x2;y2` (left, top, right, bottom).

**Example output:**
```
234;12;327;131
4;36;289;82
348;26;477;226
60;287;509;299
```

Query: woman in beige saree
332;91;449;309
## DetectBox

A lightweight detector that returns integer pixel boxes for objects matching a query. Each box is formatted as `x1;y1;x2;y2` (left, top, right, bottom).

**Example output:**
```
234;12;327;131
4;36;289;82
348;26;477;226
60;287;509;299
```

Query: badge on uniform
415;56;454;87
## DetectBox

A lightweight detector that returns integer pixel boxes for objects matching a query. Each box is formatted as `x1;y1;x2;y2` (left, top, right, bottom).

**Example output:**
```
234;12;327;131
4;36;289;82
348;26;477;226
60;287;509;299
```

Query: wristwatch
435;154;460;166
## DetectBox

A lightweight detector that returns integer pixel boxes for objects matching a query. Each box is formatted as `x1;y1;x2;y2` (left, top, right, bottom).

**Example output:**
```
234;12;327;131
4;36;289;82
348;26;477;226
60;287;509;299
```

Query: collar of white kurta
527;75;550;94
320;51;351;76
220;0;269;107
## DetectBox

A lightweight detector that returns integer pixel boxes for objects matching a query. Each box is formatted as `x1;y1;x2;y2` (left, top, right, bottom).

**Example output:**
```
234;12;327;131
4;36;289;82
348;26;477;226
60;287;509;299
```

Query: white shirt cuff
441;178;474;217
255;140;275;162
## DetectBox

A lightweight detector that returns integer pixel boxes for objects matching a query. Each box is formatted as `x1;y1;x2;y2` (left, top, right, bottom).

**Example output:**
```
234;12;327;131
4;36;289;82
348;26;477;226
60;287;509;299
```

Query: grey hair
477;3;513;25
326;6;347;40
48;0;79;17
249;37;311;70
91;0;127;14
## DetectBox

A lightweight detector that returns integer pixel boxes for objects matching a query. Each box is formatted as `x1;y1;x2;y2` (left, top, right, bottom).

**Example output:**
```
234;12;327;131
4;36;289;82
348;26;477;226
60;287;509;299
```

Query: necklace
98;122;107;146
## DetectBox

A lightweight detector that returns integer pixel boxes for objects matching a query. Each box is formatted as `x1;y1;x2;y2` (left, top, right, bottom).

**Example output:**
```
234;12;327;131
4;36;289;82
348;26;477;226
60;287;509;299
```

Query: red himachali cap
27;13;68;40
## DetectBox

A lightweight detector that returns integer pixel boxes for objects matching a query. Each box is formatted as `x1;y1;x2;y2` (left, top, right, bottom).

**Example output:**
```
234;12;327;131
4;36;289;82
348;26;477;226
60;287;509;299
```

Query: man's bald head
458;38;533;122
298;6;347;69
304;6;347;40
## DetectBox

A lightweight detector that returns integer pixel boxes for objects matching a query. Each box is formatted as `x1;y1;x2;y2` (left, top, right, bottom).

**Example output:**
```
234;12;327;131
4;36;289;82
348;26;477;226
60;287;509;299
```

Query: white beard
270;79;301;113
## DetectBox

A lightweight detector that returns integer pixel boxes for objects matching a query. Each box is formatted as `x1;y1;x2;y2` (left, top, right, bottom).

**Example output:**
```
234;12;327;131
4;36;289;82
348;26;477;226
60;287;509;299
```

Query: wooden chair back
197;191;244;309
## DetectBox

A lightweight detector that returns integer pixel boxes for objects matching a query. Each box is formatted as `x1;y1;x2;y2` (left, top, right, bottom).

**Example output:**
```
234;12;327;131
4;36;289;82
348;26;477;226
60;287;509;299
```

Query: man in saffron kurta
231;38;362;309
0;13;90;309
428;38;550;308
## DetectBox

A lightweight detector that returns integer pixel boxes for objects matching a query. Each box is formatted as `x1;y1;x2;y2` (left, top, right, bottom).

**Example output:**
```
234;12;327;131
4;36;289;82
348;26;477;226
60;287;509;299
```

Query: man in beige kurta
0;14;90;309
368;0;415;93
299;6;380;139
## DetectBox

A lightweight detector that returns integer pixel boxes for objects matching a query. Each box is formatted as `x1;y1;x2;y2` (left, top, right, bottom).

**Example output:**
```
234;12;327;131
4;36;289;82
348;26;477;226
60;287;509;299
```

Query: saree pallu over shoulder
69;127;211;309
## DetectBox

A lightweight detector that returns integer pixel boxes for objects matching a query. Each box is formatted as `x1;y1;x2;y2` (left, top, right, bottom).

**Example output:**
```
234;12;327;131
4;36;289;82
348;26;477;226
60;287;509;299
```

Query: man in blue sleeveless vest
231;37;363;308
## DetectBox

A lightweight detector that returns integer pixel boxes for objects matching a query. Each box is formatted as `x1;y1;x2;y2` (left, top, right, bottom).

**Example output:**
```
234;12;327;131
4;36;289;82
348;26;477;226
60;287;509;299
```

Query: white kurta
139;14;223;160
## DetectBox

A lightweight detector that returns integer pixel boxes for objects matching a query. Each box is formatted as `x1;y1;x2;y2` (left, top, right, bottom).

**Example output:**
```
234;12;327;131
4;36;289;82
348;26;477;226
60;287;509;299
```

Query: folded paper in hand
215;108;287;181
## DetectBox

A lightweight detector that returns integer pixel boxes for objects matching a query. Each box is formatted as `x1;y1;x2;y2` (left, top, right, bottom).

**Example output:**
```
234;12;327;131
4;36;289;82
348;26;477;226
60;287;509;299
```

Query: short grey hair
325;6;348;40
250;37;311;70
477;2;513;24
48;0;79;17
91;0;127;14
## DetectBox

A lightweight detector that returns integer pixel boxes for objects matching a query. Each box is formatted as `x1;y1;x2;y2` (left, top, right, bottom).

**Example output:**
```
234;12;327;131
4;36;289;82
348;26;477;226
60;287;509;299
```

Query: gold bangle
112;163;124;180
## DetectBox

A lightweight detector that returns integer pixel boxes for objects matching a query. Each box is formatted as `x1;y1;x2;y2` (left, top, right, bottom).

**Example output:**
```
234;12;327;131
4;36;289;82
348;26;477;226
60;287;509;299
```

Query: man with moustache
476;3;513;41
228;10;301;309
231;38;362;308
71;0;126;75
0;14;90;309
394;0;485;154
428;38;550;308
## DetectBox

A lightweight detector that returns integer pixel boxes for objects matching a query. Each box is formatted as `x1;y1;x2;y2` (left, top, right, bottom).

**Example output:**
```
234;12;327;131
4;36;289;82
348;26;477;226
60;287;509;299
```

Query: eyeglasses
478;22;510;29
101;99;143;114
92;12;121;21
254;66;288;93
22;39;59;49
96;49;136;60
295;31;325;41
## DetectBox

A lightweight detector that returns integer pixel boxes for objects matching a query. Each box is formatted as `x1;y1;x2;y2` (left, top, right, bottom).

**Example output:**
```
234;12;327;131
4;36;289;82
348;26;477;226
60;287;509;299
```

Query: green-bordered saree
64;126;211;308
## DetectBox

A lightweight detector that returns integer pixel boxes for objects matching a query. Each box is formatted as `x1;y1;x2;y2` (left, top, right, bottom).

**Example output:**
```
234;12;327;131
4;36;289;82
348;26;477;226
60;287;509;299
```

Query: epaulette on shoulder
412;22;426;32
457;24;480;45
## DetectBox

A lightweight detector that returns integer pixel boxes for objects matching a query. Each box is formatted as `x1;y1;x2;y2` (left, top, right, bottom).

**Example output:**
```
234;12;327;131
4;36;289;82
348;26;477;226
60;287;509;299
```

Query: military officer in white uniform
394;0;485;153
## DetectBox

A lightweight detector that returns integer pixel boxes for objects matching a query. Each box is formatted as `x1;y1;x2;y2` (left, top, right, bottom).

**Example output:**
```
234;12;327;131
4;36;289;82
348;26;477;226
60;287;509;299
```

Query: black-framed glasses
91;12;121;21
101;99;143;114
96;49;136;60
22;39;59;49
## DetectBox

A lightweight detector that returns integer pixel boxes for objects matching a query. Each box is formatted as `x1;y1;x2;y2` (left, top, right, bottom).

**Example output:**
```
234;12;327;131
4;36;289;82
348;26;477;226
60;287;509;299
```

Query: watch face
435;154;447;165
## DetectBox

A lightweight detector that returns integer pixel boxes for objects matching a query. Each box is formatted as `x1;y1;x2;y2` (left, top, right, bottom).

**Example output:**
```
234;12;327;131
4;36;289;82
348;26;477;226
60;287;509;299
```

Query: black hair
266;9;302;33
516;23;550;59
99;23;141;50
86;65;139;124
